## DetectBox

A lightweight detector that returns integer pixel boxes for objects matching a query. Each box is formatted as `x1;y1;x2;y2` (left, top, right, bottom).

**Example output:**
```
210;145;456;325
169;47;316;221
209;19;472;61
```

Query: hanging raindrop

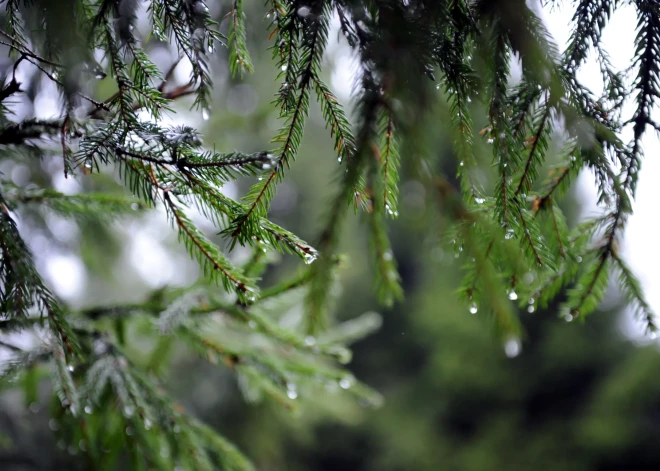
504;337;521;358
469;302;478;314
339;376;352;389
303;251;318;265
508;290;518;301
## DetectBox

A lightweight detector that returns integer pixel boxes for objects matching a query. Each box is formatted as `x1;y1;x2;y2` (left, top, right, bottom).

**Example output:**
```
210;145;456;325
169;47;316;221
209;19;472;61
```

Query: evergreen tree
0;0;658;469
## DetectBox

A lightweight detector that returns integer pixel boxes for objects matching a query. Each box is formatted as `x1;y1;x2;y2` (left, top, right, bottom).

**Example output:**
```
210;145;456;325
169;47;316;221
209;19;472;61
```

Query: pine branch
227;0;254;76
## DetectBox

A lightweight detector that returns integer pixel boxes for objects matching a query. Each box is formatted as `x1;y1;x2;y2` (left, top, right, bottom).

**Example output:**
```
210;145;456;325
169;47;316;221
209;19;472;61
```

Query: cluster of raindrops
527;297;536;313
385;204;399;217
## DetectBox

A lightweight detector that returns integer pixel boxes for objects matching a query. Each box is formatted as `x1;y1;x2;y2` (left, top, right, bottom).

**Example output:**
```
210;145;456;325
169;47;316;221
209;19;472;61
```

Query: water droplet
130;203;140;211
124;406;135;417
248;320;257;329
508;290;518;301
338;156;342;163
173;424;180;434
487;138;494;144
475;197;485;204
125;426;133;436
29;402;40;413
528;298;535;304
527;305;535;313
339;376;352;389
201;108;210;120
144;418;152;430
286;388;298;400
67;365;74;372
459;161;464;167
207;43;214;53
193;1;209;15
469;302;478;314
304;336;316;347
297;6;311;17
436;84;440;90
505;229;514;240
504;337;521;358
303;251;318;265
67;445;77;455
84;162;92;169
281;64;288;71
49;419;59;431
576;256;583;263
84;405;93;414
95;72;106;79
467;96;472;103
650;331;658;340
383;251;393;261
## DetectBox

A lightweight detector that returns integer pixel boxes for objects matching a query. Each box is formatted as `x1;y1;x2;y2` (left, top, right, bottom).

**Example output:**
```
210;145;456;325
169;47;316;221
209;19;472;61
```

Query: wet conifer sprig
0;0;658;467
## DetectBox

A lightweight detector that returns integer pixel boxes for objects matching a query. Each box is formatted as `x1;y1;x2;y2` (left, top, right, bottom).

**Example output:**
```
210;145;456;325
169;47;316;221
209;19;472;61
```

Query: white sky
540;3;660;336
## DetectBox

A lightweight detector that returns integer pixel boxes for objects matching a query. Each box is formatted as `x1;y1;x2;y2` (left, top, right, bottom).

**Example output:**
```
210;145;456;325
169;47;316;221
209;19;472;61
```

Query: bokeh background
2;1;660;470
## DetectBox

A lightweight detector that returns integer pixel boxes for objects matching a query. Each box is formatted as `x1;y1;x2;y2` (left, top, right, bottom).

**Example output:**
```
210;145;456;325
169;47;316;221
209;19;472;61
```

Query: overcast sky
540;3;660;336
